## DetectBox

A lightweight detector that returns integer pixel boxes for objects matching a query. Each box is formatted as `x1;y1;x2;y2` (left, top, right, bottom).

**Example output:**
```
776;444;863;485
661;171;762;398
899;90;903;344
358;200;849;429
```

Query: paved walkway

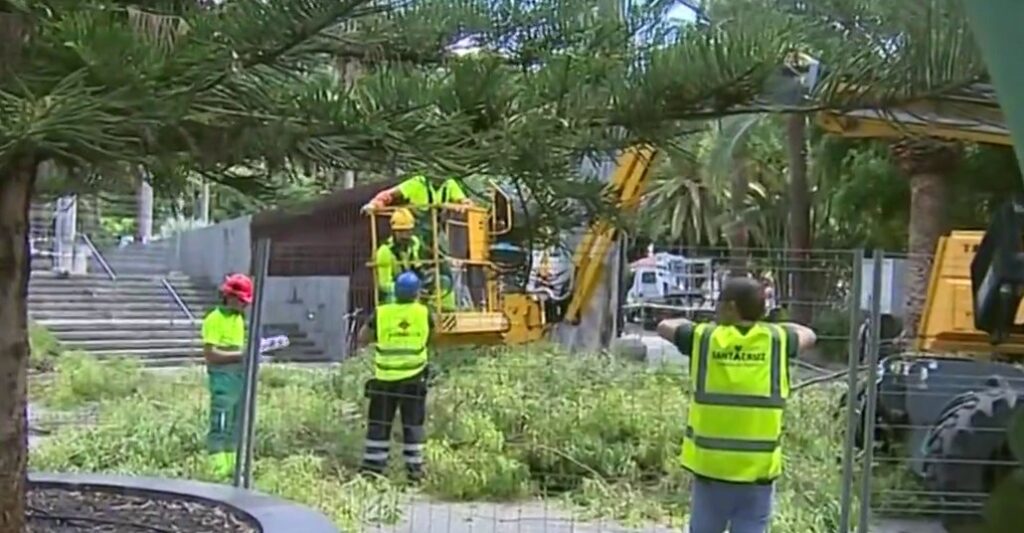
367;500;675;533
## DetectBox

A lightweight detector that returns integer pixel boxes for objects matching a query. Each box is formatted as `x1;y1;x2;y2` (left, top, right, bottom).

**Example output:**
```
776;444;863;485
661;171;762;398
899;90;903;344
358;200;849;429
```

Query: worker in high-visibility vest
202;273;253;479
657;277;817;533
364;174;473;303
375;208;456;310
361;174;472;212
357;271;434;482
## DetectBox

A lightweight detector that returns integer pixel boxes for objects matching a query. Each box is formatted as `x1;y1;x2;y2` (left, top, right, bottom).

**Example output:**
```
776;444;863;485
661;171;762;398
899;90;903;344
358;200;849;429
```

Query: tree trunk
0;157;35;533
785;114;813;324
892;139;961;341
135;167;153;243
727;155;749;275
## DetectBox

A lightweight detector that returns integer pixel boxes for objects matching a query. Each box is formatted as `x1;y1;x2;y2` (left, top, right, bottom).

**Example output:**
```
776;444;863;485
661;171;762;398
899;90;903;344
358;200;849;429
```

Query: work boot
406;466;425;485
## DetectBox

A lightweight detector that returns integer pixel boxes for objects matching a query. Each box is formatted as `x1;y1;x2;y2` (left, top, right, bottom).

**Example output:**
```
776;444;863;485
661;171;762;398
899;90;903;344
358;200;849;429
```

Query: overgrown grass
30;346;879;532
29;322;62;373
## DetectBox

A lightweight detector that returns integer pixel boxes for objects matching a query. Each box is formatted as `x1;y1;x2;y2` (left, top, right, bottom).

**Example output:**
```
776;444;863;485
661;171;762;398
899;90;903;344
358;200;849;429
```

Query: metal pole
233;238;271;489
838;249;864;532
856;250;884;532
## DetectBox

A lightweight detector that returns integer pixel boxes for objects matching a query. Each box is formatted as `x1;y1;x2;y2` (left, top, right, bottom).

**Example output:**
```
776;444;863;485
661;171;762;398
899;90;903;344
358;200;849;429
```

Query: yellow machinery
819;81;1024;519
365;146;656;346
918;231;1024;355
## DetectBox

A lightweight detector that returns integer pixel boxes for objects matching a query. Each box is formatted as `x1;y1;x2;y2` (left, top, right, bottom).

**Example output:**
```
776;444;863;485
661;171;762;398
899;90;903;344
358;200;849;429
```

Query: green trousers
207;365;244;454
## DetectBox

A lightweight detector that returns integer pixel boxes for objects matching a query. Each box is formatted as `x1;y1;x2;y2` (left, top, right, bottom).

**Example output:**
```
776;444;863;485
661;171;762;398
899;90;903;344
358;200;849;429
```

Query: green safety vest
681;323;790;483
376;236;423;293
386;236;422;273
374;302;430;381
398;175;466;206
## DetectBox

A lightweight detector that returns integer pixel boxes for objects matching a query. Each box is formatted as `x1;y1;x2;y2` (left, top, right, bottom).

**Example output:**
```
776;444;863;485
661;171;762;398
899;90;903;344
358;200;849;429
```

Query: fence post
233;238;272;489
855;250;885;532
838;249;864;532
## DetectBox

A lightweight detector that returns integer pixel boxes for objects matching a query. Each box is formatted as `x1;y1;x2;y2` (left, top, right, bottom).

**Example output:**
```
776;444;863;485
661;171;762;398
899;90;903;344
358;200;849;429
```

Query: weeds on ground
29;322;63;373
31;346;875;532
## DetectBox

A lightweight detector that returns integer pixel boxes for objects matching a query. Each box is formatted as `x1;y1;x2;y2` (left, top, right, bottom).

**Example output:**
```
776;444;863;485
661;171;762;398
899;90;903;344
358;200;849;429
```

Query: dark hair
721;276;765;321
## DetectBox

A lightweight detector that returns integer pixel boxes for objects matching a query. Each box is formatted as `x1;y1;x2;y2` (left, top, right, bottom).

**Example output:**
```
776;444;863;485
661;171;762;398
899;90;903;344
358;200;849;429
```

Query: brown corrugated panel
250;179;401;313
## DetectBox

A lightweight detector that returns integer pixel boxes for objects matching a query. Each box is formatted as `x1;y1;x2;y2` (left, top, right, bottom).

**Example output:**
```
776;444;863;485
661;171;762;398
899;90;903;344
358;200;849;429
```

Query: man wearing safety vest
375;207;456;310
361;174;473;212
201;273;253;479
657;277;817;533
356;271;434;482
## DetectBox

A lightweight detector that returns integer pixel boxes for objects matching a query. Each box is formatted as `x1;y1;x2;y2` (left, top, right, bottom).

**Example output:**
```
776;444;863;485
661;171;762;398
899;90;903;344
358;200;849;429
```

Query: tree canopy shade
0;0;994;530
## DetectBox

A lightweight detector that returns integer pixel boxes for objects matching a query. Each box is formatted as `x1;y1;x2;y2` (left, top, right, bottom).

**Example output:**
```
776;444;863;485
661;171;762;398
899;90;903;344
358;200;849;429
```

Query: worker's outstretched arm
364;186;406;210
657;318;693;343
780;322;817;352
357;312;376;347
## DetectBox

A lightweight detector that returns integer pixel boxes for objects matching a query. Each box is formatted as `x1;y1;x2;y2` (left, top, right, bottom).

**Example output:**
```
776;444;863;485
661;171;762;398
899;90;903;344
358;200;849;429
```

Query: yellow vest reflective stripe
387;236;422;272
374;302;430;381
681;323;789;483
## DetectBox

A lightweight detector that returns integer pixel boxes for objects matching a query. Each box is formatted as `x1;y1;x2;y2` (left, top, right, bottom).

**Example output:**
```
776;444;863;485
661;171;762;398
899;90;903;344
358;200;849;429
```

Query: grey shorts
688;476;774;533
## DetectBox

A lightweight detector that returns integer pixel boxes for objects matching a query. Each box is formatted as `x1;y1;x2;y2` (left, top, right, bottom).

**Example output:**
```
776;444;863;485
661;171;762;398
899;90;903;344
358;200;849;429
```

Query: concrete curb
29;472;338;533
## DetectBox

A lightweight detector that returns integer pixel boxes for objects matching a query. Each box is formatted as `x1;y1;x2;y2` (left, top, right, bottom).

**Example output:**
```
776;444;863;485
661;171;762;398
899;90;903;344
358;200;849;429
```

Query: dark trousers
361;373;428;479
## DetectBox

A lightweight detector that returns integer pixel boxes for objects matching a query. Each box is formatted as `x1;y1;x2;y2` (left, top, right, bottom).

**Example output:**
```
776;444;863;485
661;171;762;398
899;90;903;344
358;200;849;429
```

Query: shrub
30;346;877;532
37;351;143;409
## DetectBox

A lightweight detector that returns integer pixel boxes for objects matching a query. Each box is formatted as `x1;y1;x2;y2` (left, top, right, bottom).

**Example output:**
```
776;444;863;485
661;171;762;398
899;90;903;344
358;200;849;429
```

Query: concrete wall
167;217;352;360
263;276;351;361
167;216;252;284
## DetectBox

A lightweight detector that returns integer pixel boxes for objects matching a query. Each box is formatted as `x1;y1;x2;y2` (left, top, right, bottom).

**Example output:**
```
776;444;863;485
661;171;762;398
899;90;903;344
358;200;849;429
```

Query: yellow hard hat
390;208;415;231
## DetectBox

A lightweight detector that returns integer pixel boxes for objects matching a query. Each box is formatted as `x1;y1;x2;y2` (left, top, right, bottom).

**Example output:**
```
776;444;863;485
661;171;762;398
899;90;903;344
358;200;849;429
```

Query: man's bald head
718;276;766;323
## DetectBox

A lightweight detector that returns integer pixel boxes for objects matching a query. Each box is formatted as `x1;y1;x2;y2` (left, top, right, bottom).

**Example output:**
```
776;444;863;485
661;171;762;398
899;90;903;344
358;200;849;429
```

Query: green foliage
31;348;880;531
28;322;62;373
809;307;852;362
99;216;136;239
36;352;143;408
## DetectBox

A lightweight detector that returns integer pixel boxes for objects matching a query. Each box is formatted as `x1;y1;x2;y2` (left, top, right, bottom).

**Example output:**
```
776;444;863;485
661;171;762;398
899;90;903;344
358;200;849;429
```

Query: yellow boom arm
563;146;656;324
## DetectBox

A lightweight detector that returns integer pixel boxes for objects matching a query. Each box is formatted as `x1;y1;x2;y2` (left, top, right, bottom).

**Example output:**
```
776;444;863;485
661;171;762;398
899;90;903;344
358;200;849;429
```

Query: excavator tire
921;379;1022;518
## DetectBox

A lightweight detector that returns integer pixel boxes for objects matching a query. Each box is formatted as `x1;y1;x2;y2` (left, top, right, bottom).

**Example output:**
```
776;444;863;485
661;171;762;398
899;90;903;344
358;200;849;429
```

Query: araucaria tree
0;0;984;530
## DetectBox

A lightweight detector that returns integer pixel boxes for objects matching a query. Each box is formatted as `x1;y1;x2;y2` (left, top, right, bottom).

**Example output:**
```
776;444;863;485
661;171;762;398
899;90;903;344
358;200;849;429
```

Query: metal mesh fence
28;236;898;532
854;250;1024;533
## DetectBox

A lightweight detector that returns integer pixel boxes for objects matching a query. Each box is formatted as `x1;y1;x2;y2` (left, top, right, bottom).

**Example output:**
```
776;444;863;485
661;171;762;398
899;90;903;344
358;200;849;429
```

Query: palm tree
891;138;962;340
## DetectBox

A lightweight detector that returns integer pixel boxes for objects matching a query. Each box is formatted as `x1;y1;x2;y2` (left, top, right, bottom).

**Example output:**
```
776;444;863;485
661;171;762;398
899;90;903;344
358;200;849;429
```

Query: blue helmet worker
357;269;433;482
394;271;422;303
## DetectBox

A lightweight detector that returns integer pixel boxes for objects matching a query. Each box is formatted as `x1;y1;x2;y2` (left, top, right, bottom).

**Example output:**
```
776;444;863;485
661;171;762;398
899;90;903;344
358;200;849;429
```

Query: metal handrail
80;234;116;281
162;277;196;322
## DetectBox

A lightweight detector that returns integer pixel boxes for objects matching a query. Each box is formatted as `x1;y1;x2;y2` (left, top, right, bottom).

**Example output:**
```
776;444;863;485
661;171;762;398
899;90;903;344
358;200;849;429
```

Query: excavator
815;1;1024;522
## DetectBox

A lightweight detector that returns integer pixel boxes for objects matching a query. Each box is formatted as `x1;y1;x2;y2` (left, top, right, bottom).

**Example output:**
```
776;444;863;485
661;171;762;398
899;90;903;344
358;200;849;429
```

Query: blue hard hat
394;272;421;302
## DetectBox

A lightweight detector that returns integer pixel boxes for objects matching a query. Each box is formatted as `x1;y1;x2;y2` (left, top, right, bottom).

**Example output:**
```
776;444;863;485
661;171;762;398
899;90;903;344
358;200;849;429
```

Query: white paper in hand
259;335;291;354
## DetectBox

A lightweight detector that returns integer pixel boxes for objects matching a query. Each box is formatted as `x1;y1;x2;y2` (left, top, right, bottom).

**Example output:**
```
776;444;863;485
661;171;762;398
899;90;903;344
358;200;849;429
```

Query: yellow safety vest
386;236;423;273
374;302;430;382
680;323;790;483
376;236;423;295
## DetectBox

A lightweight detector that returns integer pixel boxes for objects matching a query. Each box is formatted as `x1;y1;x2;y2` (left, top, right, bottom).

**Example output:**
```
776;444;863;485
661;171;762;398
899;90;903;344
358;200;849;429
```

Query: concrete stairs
90;240;173;277
29;248;326;366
